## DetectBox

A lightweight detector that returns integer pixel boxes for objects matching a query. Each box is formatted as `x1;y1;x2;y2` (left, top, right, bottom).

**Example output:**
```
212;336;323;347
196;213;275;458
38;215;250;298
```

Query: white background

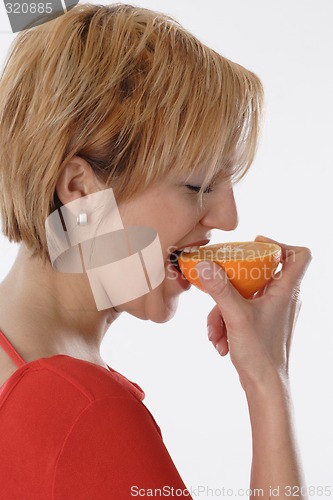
1;0;332;496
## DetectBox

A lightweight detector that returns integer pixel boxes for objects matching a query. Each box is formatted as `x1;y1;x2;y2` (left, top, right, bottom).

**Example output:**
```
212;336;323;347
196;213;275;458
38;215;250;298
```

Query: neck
0;244;121;365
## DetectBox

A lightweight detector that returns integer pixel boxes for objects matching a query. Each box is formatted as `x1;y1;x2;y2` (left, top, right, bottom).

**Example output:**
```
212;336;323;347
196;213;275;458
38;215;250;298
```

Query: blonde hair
0;3;264;262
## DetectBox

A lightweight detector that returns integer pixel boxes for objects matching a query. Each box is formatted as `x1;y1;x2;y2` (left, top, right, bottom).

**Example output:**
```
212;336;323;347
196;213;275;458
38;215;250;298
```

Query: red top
0;330;191;499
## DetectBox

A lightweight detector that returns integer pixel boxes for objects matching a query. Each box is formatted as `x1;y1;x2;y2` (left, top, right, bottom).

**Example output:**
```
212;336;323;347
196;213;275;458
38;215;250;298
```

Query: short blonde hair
0;3;264;262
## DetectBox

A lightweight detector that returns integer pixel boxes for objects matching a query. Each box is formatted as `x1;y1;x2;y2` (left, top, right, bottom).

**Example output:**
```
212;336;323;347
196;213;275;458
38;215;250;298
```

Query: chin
146;298;180;323
142;281;182;323
115;284;181;323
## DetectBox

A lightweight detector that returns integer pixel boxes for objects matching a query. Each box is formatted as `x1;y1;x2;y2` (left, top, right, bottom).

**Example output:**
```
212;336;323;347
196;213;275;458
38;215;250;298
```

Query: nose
200;185;239;231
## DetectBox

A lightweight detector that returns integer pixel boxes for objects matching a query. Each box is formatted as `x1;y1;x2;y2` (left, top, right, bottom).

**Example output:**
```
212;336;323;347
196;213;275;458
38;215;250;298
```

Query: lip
168;239;211;278
169;239;211;254
175;270;192;290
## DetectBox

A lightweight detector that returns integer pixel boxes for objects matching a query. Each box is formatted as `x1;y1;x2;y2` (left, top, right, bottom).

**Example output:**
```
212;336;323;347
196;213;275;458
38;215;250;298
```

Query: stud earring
77;212;88;225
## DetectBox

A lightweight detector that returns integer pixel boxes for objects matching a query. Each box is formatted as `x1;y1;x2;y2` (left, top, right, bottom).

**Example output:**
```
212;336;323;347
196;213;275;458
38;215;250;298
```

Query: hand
196;235;312;390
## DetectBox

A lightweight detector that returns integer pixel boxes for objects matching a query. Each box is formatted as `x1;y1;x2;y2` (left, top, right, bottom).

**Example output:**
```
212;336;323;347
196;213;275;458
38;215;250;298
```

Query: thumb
195;260;245;325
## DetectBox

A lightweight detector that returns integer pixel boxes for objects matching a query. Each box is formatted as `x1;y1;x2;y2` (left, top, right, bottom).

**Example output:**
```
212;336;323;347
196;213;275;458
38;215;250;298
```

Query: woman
0;3;311;499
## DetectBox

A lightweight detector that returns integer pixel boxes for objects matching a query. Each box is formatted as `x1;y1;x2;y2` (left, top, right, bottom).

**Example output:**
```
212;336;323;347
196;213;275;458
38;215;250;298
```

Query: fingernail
196;261;214;280
217;344;224;355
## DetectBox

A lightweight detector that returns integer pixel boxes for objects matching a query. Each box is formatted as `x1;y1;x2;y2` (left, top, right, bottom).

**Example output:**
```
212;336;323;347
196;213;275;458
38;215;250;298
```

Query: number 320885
5;3;53;14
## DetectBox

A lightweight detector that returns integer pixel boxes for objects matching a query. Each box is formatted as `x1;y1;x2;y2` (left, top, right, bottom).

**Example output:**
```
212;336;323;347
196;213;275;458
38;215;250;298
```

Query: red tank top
0;329;191;499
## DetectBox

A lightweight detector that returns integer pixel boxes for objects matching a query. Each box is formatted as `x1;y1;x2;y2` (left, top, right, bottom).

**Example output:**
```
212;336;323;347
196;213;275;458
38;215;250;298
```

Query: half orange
177;241;281;298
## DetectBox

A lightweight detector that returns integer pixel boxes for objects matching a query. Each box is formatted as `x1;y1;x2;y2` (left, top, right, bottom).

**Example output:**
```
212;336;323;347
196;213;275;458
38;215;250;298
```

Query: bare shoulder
0;348;19;387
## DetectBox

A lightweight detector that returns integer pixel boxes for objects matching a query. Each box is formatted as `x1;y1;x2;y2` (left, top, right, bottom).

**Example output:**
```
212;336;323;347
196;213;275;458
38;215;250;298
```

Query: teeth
181;246;200;253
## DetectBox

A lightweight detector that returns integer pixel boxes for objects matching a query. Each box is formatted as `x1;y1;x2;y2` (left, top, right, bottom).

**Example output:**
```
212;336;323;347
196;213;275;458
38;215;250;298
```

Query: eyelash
185;184;214;194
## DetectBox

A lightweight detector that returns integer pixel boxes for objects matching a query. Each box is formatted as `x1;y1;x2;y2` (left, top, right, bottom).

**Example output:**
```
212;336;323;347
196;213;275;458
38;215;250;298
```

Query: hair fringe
0;3;264;261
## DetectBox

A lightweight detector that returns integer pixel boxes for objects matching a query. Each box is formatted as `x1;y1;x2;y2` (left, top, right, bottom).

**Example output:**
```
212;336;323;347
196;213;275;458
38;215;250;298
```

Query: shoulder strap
0;330;26;367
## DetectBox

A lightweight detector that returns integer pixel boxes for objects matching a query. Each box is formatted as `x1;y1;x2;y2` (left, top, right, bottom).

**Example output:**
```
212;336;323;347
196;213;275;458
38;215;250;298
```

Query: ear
55;156;104;206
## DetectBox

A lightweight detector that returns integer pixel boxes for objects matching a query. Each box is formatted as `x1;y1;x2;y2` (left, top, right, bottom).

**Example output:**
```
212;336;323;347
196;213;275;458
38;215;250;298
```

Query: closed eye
185;184;214;194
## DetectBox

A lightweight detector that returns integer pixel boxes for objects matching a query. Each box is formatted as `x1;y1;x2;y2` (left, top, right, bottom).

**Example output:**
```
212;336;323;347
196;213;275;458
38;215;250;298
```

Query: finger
207;304;224;343
215;335;229;356
207;306;229;355
254;235;312;294
196;260;251;330
253;284;268;299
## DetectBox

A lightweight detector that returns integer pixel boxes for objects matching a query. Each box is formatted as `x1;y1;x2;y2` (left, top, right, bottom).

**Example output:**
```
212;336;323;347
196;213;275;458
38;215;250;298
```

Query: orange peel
177;241;281;298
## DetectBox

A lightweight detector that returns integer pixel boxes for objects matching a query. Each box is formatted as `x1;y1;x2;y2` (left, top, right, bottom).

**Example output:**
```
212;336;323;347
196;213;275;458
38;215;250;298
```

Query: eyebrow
206;168;232;185
183;162;234;185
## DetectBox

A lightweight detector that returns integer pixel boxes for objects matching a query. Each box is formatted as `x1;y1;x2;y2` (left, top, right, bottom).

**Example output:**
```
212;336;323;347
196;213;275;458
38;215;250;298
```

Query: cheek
119;189;200;253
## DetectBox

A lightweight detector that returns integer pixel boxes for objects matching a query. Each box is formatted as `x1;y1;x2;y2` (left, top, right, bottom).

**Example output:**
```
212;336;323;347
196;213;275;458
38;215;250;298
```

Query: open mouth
169;245;205;276
169;249;184;275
